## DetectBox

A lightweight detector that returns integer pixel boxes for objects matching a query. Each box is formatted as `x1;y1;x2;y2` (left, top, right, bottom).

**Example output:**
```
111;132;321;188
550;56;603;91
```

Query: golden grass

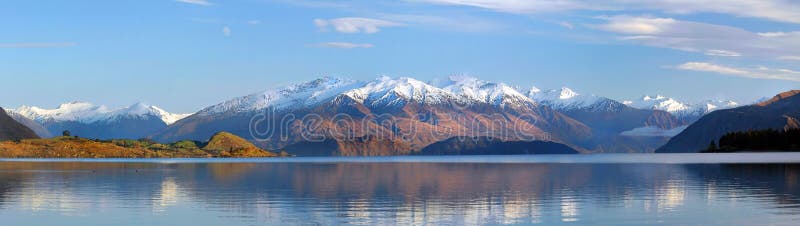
0;136;281;158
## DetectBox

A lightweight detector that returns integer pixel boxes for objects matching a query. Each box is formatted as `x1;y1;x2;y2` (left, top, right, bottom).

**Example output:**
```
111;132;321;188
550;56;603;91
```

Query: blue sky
2;0;799;113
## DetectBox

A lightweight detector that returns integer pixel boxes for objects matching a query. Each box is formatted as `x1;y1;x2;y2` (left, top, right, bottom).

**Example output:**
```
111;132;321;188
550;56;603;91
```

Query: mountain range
624;95;739;122
8;102;190;140
148;76;737;155
4;76;743;155
657;90;800;153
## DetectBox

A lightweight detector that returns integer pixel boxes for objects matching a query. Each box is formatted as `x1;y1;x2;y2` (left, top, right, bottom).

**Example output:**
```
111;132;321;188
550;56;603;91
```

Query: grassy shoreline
0;133;289;158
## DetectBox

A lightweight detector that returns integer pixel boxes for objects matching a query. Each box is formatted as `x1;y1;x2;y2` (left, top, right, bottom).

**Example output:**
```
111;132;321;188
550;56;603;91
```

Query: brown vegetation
0;133;286;158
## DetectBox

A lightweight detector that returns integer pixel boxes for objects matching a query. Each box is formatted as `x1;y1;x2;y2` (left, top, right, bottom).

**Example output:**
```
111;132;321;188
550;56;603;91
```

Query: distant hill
0;107;39;141
702;128;800;152
657;90;800;153
201;132;287;157
417;136;579;155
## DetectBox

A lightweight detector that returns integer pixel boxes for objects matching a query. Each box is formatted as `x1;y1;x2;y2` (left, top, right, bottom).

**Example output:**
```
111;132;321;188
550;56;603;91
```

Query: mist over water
0;156;798;225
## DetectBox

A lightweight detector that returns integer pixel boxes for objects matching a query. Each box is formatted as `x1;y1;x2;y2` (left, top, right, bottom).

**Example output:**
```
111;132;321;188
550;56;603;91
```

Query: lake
0;154;799;225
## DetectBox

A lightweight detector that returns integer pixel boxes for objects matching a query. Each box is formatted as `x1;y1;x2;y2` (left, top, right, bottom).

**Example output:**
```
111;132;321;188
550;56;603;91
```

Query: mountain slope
657;90;800;153
7;111;52;137
0;108;39;141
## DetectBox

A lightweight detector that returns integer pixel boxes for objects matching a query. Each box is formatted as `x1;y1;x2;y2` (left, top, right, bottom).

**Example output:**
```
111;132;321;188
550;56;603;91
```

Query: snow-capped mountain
436;76;533;108
199;76;364;115
108;102;192;125
624;95;739;120
627;95;690;114
151;75;692;154
528;87;608;111
5;76;717;153
12;102;190;125
14;101;111;123
342;76;463;108
701;100;739;112
154;76;708;154
9;102;191;139
152;76;600;154
657;90;800;153
522;86;684;152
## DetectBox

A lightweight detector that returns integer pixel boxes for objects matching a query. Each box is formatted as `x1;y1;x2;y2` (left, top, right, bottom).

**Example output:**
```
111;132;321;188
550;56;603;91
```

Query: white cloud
247;20;261;25
591;15;800;59
779;56;800;61
312;42;374;49
677;62;800;82
594;16;676;34
559;21;574;30
0;42;76;48
677;62;748;75
705;49;741;57
412;0;592;13
378;13;502;32
632;0;800;24
175;0;212;6
314;17;404;34
222;26;231;36
758;32;788;37
620;125;687;137
411;0;800;24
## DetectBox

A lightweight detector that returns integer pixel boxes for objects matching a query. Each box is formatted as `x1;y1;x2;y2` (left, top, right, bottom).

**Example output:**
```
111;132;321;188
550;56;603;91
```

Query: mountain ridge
6;76;751;155
8;102;192;140
657;90;800;153
0;107;39;141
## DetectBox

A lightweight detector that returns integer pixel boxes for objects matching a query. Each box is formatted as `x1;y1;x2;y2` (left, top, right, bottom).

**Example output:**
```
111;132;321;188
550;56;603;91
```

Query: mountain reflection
0;162;797;225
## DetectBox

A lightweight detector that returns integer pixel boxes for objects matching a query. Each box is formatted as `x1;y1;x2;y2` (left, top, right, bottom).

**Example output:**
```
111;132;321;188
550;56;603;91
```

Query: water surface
0;154;798;225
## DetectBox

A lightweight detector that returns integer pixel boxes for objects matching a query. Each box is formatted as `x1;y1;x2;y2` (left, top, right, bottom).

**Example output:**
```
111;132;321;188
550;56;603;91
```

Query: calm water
0;154;799;225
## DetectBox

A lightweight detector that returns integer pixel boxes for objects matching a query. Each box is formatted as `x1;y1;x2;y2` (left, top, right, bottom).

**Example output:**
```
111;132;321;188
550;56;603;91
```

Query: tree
62;130;71;137
707;140;718;152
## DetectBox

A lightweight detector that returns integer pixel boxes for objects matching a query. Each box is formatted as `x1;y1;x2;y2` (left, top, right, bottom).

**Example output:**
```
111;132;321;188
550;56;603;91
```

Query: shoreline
2;152;799;164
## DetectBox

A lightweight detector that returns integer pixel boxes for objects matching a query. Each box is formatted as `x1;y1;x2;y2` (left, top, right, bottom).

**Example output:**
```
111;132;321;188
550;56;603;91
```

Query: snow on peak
528;86;541;95
13;102;111;123
642;95;667;101
437;75;533;107
529;87;604;110
114;102;153;116
628;95;739;118
343;76;462;107
201;76;364;114
697;99;740;114
723;100;739;107
11;102;191;125
631;95;690;113
109;102;192;125
558;87;579;99
151;106;192;125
